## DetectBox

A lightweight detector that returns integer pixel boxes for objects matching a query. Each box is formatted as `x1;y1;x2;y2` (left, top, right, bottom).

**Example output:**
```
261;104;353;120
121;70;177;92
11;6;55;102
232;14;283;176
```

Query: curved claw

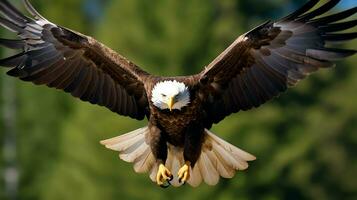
160;180;171;188
160;174;174;188
168;174;174;181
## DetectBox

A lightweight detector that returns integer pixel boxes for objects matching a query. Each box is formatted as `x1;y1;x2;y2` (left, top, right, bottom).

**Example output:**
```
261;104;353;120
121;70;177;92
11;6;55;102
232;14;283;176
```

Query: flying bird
0;0;356;187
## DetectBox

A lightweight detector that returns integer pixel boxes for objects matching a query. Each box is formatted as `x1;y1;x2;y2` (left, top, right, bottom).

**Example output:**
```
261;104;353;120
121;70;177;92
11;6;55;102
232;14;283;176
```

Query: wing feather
296;0;340;22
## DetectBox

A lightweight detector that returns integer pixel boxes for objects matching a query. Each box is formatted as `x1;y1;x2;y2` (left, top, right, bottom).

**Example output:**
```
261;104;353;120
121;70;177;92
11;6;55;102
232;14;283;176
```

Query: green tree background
0;0;356;199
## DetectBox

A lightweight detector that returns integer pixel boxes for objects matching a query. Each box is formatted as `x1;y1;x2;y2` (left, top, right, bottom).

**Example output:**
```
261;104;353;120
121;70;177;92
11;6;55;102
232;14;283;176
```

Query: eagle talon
178;161;191;184
156;164;173;188
159;181;171;188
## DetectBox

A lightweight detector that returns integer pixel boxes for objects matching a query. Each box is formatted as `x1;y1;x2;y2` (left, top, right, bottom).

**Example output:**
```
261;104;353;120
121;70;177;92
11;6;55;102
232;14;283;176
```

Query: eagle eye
161;94;166;97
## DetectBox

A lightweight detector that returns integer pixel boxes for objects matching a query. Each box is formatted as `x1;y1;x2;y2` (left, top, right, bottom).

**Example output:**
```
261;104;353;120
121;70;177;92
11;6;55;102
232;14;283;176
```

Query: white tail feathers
100;127;155;173
100;127;256;187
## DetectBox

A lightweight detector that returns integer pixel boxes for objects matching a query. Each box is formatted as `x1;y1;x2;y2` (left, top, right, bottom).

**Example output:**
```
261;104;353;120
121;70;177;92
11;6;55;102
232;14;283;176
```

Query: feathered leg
148;125;172;187
179;124;205;184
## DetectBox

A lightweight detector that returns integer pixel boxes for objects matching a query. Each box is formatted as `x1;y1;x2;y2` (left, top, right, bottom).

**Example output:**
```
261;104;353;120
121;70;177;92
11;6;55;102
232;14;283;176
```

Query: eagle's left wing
197;0;356;125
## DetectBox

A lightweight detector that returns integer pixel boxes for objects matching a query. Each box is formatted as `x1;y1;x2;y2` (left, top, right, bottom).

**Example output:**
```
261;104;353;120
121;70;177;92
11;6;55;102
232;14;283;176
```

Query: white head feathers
151;80;190;111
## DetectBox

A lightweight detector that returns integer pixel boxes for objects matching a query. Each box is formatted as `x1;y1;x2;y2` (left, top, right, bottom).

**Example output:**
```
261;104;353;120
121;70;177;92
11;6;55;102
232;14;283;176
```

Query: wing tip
280;0;320;21
22;0;46;20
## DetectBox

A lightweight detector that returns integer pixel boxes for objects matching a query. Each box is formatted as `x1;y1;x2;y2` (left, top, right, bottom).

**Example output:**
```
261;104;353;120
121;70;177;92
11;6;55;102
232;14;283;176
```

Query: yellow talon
156;164;173;188
178;161;191;184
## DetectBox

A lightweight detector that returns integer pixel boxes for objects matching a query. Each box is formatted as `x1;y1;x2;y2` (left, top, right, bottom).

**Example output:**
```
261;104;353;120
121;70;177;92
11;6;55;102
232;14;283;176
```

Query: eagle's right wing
197;0;356;125
0;0;150;120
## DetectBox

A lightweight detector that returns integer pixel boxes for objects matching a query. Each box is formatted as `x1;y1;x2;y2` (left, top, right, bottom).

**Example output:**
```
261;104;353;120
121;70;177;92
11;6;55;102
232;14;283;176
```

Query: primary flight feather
0;0;355;187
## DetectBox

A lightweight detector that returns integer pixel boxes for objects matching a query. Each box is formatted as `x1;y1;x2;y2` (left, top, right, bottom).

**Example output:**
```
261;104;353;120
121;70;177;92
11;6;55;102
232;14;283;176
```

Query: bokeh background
0;0;356;199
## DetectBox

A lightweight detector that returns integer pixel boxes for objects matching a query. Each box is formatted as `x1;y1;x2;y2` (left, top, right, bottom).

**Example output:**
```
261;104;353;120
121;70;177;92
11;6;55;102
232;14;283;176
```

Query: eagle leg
178;125;204;184
156;163;173;188
147;125;172;187
178;161;191;184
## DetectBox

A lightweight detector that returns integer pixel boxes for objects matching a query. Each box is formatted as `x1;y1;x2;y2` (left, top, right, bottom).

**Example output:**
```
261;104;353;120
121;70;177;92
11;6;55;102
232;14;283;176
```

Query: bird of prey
0;0;356;187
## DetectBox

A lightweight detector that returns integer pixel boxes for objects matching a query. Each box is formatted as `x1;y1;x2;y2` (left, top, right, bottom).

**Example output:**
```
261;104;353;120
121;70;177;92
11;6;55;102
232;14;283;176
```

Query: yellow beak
168;96;175;111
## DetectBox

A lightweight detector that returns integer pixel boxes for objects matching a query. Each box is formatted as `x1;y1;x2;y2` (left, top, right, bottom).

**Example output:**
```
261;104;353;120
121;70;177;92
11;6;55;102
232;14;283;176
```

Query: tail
100;127;256;187
100;127;155;173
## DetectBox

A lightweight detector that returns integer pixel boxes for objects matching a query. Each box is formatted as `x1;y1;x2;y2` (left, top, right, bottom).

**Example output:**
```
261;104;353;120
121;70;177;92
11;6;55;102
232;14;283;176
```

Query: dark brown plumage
0;0;356;187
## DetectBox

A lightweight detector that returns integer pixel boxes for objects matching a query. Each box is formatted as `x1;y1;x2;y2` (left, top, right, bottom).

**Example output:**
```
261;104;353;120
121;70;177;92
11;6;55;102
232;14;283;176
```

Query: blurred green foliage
0;0;356;200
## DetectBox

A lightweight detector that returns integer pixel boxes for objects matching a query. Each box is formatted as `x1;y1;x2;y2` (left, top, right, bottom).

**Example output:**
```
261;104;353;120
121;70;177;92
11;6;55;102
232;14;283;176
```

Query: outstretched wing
197;0;356;125
0;0;150;120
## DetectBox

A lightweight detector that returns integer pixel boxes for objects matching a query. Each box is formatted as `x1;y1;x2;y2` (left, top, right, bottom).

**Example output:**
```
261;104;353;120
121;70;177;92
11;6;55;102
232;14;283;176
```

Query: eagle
0;0;356;187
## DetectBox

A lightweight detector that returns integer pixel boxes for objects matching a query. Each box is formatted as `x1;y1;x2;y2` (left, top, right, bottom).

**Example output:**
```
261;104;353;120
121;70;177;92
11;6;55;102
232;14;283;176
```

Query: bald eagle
0;0;356;187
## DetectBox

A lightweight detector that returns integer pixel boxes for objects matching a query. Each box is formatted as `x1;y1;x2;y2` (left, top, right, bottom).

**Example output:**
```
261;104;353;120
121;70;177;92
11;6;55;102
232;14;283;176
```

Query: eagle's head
151;80;190;111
